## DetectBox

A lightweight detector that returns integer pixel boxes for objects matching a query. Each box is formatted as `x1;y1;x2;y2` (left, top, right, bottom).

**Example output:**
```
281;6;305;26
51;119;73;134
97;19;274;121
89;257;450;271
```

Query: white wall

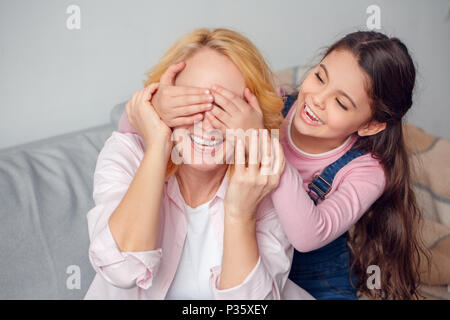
0;0;449;149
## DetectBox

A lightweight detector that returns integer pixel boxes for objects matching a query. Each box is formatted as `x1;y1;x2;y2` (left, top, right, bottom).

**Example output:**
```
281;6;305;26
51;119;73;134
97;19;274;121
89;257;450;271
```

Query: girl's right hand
152;62;215;127
125;83;172;150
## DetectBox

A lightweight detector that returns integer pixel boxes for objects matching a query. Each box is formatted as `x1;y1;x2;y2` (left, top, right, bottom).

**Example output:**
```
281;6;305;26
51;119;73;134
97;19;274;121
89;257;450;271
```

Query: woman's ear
357;120;387;137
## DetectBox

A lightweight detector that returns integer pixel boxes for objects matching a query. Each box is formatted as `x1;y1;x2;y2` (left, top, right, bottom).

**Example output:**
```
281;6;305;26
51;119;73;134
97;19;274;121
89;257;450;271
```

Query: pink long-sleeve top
84;131;312;300
271;100;386;252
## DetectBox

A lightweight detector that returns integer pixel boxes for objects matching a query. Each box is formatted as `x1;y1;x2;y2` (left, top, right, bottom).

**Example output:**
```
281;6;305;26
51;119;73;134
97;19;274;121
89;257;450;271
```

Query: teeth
305;105;324;125
190;135;223;149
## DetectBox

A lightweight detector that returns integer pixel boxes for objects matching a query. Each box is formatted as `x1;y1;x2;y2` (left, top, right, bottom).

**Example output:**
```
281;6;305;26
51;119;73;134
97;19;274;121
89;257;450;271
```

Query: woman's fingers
160;62;186;85
228;129;283;205
247;130;260;175
141;83;160;101
265;136;285;189
124;82;173;146
260;130;273;176
136;83;160;113
272;135;285;176
234;137;246;173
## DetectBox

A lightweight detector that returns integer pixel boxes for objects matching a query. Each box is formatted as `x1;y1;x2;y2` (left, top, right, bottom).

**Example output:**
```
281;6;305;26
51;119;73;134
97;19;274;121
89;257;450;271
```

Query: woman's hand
220;129;284;289
205;85;265;133
224;129;285;222
125;83;172;151
151;62;215;127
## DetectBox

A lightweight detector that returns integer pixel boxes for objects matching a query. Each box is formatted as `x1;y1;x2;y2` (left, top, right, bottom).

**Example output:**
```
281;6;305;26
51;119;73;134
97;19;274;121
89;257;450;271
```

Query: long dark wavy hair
318;31;430;299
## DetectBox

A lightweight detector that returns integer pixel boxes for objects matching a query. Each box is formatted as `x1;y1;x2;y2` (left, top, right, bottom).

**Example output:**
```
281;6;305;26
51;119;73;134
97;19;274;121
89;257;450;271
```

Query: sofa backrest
0;122;114;299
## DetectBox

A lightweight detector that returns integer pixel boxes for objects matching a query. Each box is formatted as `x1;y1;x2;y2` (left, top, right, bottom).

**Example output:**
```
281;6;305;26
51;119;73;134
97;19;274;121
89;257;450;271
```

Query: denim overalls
282;95;366;300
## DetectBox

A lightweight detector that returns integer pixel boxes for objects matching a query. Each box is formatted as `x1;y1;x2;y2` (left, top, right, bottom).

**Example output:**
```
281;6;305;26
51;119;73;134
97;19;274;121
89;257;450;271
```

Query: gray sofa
0;102;125;299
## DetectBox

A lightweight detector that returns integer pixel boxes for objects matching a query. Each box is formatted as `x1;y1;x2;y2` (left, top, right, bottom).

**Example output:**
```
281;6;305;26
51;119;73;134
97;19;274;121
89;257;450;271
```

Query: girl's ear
357;120;387;137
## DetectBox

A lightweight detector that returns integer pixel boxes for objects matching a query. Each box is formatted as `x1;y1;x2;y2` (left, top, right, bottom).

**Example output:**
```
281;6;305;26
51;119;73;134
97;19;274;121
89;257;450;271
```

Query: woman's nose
201;112;214;131
200;112;225;139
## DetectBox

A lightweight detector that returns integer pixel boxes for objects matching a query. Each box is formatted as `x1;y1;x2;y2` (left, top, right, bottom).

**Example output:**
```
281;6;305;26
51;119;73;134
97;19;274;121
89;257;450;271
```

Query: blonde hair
143;28;284;178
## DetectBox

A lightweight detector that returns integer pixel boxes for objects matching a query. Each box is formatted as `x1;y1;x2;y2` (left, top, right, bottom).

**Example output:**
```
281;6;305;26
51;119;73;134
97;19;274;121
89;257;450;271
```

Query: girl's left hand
224;129;285;222
205;85;265;133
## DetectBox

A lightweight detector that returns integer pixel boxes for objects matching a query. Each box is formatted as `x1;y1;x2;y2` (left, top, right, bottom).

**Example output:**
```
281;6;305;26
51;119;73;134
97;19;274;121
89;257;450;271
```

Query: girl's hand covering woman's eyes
151;62;214;127
224;129;285;221
125;82;172;151
205;85;265;133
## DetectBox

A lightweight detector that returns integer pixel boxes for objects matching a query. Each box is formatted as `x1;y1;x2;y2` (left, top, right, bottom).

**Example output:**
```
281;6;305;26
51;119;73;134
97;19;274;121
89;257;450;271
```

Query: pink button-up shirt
84;131;312;300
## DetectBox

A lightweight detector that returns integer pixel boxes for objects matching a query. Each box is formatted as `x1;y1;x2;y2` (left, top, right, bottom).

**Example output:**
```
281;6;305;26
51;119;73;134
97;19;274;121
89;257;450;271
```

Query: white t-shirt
165;200;222;299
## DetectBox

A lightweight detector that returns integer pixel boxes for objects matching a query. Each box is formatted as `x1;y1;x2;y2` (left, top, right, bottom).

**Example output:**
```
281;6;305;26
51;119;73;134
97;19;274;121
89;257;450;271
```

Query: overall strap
308;148;367;204
282;94;297;117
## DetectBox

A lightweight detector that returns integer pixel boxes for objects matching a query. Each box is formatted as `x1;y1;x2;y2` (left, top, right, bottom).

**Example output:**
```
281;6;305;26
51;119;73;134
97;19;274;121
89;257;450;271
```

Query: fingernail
204;89;210;94
211;85;218;91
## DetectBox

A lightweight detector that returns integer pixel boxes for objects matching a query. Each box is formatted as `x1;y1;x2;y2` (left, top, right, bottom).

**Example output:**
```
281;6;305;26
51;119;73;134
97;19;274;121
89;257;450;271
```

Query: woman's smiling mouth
189;134;224;151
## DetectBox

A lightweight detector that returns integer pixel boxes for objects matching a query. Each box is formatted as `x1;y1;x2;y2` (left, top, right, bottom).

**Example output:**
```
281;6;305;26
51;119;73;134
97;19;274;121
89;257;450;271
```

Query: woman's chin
180;162;227;172
176;139;230;172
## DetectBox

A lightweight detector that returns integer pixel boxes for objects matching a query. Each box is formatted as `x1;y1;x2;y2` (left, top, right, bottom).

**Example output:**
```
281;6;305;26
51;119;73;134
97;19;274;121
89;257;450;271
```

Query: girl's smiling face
292;49;385;151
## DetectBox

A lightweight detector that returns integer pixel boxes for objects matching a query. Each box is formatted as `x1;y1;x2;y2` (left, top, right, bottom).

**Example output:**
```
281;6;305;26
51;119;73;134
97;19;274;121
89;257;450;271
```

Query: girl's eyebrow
319;64;358;109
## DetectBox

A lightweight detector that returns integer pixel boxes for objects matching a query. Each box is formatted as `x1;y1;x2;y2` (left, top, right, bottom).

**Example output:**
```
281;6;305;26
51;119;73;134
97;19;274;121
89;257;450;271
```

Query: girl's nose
311;92;326;110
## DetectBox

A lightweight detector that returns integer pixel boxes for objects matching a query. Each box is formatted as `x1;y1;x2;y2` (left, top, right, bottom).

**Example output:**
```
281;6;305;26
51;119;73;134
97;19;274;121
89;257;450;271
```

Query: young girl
270;31;428;300
119;30;429;299
206;31;428;299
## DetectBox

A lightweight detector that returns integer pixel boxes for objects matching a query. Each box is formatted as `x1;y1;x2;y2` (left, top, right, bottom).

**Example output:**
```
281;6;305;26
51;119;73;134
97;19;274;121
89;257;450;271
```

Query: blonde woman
84;28;312;299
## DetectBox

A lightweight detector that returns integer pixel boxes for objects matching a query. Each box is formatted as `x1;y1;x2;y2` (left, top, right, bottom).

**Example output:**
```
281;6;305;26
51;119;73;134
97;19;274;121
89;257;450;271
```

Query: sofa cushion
0;124;113;299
